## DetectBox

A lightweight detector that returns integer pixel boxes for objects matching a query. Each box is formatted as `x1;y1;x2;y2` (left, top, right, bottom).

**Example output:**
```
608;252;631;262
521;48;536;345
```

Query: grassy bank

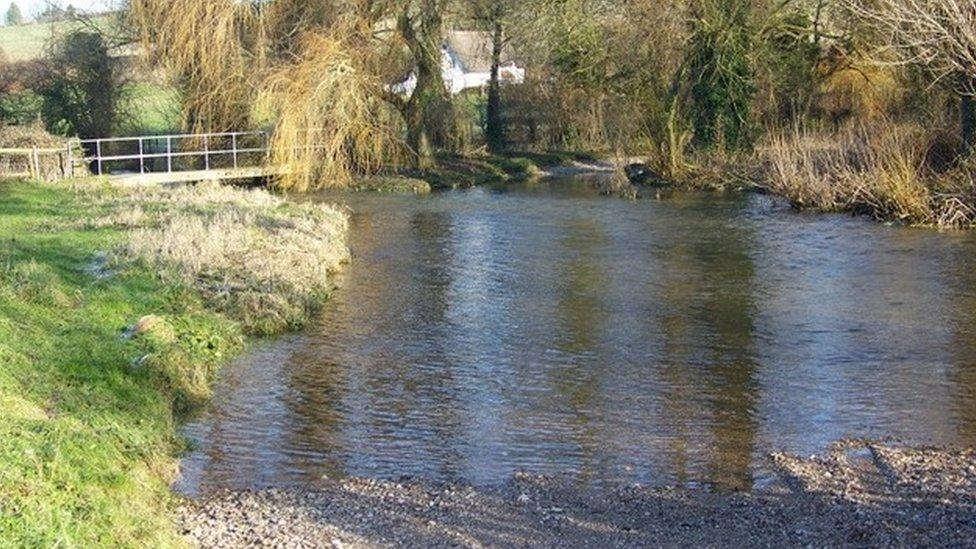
117;83;182;136
0;179;347;545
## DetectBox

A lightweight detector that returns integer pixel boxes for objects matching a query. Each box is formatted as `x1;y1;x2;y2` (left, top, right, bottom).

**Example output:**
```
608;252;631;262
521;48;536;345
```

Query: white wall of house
393;45;525;98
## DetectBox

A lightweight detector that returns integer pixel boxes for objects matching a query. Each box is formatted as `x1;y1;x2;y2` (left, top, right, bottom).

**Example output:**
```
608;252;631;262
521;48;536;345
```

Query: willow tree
128;0;460;188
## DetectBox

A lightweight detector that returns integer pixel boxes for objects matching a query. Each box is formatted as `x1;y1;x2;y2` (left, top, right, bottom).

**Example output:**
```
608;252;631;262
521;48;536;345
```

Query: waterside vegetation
0;179;347;545
119;0;976;228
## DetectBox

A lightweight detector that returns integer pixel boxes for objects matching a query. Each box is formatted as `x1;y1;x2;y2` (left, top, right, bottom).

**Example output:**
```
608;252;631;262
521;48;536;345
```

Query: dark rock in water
596;175;640;200
624;163;669;187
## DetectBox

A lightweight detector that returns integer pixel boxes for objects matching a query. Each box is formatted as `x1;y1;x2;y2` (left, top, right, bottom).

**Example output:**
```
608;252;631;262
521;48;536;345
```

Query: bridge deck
107;166;285;186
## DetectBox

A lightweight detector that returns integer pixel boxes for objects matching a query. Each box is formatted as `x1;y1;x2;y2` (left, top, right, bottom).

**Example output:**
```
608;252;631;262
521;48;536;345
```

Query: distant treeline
4;0;976;226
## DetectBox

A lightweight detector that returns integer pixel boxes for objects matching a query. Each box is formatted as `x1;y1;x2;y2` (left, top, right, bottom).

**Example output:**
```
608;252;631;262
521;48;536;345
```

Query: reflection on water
177;176;976;497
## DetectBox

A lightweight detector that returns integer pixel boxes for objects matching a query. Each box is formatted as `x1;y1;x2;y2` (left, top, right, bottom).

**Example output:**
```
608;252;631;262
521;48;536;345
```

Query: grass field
0;16;182;136
0;17;114;62
118;83;181;136
0;179;346;545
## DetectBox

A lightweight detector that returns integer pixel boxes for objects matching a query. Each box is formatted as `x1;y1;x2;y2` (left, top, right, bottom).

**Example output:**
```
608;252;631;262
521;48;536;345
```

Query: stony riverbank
178;440;976;548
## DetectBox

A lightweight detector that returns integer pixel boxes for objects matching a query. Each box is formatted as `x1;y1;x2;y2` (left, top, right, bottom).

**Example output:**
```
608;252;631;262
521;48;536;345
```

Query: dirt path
179;441;976;548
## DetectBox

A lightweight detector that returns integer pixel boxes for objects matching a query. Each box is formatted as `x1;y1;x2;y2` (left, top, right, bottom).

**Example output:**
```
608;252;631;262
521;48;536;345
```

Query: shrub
0;90;42;125
38;31;119;138
686;2;757;151
814;50;904;126
0;60;43;125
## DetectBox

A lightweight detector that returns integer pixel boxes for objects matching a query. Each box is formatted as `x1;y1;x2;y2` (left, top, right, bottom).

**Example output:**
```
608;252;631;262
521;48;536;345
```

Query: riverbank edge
0;179;348;546
178;440;976;547
354;151;608;192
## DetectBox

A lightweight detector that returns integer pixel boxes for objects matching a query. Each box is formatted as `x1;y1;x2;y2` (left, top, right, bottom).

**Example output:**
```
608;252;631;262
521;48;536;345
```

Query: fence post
204;135;210;171
96;139;103;176
139;137;145;174
66;141;73;178
31;147;40;181
167;137;173;173
232;133;238;169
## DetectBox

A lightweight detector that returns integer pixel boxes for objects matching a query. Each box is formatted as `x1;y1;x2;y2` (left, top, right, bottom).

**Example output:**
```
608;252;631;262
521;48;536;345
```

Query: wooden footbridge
1;131;283;185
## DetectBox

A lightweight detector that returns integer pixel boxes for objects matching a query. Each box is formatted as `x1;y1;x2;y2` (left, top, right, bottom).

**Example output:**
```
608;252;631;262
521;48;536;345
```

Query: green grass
0;180;243;546
0;17;114;62
117;83;181;136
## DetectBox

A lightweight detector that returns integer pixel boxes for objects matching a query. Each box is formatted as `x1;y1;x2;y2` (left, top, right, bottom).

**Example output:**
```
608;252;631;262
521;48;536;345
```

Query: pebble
179;441;976;548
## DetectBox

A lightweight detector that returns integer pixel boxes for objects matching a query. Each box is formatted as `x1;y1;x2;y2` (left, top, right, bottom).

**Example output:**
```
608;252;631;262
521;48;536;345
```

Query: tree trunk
963;92;975;154
486;21;505;154
398;2;450;170
405;98;436;170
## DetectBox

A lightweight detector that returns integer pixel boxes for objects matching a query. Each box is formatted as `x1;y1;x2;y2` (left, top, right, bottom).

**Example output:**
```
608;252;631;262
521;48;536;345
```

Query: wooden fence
0;146;74;181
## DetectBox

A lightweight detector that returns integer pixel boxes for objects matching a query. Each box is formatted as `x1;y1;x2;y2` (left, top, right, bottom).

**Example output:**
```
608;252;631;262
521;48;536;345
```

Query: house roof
445;30;517;73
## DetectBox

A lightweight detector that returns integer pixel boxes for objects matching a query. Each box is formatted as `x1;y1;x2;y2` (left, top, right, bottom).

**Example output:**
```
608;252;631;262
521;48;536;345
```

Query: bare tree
845;0;976;148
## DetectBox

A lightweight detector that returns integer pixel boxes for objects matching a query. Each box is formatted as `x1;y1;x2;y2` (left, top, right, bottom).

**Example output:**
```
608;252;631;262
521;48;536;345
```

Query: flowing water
177;175;976;497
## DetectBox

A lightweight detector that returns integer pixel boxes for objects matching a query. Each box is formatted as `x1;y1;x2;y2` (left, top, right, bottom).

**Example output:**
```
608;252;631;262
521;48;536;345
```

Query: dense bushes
0;29;121;139
0;89;41;125
686;2;757;151
0;59;41;125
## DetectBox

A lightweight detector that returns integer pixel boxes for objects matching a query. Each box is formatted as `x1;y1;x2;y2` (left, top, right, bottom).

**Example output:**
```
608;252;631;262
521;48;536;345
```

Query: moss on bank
351;175;432;194
0;179;347;546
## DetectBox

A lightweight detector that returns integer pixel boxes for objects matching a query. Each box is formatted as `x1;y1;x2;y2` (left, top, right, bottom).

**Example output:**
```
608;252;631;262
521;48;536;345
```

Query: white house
394;30;526;97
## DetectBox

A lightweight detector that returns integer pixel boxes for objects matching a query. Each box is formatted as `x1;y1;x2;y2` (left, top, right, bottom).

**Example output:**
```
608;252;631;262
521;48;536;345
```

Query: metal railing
74;131;271;177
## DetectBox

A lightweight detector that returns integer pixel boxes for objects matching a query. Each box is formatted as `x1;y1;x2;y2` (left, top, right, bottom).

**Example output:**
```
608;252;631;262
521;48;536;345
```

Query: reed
757;121;976;228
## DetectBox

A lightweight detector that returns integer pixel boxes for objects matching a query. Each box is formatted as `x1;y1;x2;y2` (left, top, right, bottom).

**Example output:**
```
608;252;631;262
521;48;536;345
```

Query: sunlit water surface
177;176;976;497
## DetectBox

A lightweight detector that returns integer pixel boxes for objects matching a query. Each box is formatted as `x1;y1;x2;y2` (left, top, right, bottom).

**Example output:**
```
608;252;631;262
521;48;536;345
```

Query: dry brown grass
88;181;349;334
757;122;976;228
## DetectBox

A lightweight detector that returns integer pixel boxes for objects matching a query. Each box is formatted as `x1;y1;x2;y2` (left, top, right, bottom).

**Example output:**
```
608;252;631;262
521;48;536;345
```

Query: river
176;175;976;497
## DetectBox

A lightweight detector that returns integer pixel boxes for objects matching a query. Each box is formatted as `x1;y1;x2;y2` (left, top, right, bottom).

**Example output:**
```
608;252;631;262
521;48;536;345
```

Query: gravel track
179;440;976;548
